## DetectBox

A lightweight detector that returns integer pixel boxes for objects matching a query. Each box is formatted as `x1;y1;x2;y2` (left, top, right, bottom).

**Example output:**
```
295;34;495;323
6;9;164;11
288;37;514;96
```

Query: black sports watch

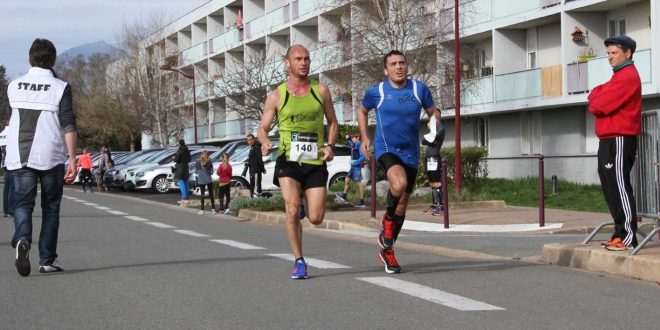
327;144;336;153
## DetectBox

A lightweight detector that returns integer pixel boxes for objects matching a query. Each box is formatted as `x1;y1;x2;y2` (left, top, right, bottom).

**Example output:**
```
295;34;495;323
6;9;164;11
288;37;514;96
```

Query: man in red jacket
588;36;642;251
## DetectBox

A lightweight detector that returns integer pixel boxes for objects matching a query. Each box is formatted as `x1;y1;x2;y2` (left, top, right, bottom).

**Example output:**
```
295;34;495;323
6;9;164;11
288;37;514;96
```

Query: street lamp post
160;64;197;144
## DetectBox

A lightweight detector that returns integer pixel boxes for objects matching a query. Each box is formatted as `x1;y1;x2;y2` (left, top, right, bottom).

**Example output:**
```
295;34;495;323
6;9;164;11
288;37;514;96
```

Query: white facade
144;0;659;183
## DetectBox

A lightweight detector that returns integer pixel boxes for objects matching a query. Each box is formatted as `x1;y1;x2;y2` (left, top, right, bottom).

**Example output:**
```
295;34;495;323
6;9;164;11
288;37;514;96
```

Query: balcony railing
212;119;248;139
495;68;541;102
212;72;244;97
265;5;290;32
179;41;207;66
210;28;242;54
245;15;266;39
183;125;208;141
566;61;588;94
333;101;355;124
310;42;348;73
587;49;652;90
492;0;539;19
459;0;493;28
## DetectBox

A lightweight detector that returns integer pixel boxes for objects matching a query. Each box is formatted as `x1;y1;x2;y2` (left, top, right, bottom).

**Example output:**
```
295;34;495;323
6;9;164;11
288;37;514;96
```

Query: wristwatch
327;144;336;153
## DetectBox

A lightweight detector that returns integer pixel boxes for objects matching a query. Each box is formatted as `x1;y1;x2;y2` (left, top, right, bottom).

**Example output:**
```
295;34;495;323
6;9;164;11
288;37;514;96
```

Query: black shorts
427;170;441;182
274;156;328;190
378;152;417;193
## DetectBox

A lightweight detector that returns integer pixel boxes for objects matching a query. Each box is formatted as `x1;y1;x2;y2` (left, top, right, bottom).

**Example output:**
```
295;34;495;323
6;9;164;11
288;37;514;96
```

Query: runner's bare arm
258;89;280;155
357;105;371;159
319;83;338;161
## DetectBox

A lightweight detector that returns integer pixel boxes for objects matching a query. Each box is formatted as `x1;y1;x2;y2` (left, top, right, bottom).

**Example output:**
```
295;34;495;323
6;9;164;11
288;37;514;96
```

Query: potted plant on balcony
578;47;596;63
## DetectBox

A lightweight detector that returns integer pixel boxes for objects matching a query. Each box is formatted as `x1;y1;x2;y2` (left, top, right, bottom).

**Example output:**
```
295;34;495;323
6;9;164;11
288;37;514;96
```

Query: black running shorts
274;156;328;190
378;152;417;193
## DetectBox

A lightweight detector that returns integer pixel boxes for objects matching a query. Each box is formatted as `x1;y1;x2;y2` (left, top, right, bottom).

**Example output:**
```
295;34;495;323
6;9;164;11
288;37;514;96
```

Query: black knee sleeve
431;188;440;206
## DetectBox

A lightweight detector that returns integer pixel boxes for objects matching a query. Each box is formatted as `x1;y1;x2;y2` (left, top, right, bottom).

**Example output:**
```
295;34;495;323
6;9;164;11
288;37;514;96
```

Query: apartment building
143;0;658;184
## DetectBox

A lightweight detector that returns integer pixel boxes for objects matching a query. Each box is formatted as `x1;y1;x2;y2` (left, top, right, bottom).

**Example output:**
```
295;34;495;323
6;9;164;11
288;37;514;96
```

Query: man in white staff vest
5;38;78;276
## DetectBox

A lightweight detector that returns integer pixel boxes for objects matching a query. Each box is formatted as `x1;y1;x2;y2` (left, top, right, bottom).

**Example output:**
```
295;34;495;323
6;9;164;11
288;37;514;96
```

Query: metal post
538;155;545;227
442;158;449;228
192;74;198;144
370;152;377;220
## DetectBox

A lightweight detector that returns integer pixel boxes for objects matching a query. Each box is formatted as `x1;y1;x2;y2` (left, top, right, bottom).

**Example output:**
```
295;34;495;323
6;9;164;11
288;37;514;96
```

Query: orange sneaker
600;238;614;247
605;238;628;251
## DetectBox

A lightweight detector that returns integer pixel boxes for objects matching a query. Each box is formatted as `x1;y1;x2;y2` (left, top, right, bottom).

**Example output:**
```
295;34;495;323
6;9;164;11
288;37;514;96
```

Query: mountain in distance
59;40;124;60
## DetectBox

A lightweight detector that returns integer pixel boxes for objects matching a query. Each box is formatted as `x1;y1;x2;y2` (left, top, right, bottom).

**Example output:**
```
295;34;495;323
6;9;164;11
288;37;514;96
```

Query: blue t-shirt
362;79;434;168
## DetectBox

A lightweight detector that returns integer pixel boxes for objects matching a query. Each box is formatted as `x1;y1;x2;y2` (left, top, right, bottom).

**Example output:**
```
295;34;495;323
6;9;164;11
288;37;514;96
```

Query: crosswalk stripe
144;222;177;229
209;240;266;250
124;216;149;222
356;277;505;311
107;210;128;215
267;253;352;269
173;230;211;238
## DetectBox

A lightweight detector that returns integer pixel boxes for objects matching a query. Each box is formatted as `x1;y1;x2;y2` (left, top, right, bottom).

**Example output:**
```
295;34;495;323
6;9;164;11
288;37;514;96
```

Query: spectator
335;134;366;207
422;121;446;216
195;150;216;215
173;139;191;206
242;133;265;198
216;153;232;214
77;147;94;193
97;145;108;192
2;143;14;218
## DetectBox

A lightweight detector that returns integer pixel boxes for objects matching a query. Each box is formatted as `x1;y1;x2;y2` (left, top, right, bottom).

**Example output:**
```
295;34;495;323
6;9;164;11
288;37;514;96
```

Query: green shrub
228;194;285;215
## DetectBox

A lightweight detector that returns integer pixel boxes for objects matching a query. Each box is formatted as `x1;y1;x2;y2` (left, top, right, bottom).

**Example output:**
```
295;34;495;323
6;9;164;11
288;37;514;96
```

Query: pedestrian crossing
62;192;506;312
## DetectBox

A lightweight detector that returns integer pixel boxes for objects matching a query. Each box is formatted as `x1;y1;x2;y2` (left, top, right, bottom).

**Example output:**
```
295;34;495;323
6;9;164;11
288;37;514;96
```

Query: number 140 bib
290;132;318;161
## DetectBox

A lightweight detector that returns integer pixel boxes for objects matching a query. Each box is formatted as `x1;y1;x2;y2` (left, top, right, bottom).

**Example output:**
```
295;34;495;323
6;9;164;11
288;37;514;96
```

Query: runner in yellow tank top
258;44;339;279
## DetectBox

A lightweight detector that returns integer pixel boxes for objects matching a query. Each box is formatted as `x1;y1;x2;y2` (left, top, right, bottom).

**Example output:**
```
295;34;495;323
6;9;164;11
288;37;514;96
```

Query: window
608;18;626;37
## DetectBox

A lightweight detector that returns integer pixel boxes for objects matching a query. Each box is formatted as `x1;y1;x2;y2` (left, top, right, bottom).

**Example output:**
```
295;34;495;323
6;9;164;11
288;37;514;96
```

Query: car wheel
231;177;249;189
328;172;348;189
151;175;169;194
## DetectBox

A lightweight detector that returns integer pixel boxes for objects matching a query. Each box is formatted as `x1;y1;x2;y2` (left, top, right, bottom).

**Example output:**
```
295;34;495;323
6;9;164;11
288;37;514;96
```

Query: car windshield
125;149;165;164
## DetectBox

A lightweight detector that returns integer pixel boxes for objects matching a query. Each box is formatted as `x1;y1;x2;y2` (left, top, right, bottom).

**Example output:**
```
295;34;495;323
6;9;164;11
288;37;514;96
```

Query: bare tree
0;65;9;122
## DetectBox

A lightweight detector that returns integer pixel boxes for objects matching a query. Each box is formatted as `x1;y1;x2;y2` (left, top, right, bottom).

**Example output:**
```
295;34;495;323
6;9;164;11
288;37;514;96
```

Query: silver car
135;147;221;193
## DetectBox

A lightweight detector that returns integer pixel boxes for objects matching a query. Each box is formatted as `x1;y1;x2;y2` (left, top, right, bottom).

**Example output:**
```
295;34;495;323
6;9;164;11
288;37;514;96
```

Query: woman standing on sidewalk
195;150;216;214
216;153;232;214
173;139;191;205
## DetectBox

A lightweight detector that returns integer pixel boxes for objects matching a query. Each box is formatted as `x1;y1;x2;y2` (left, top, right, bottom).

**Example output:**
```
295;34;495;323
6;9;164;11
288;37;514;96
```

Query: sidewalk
238;201;660;283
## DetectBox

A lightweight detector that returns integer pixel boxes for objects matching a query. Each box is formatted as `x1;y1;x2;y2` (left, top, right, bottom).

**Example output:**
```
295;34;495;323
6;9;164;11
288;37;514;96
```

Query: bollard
370;152;377;220
551;175;557;195
441;158;449;228
538;155;545;227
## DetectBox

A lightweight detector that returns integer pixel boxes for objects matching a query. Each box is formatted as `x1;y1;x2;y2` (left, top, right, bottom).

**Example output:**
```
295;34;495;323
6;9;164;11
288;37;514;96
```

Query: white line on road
402;220;563;233
83;203;98;206
356;277;505;311
107;210;128;215
173;230;211;238
209;240;266;250
124;216;149;222
62;196;75;200
144;222;177;229
95;206;111;211
75;199;88;203
267;254;352;269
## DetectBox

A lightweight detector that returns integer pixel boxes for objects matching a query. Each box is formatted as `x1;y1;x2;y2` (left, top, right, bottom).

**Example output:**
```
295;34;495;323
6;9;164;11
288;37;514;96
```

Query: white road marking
402;220;563;233
62;196;75;200
267;253;351;269
144;222;177;229
357;277;505;311
83;203;98;206
173;230;211;238
124;216;149;222
209;240;266;250
95;206;111;211
74;199;88;203
107;210;128;215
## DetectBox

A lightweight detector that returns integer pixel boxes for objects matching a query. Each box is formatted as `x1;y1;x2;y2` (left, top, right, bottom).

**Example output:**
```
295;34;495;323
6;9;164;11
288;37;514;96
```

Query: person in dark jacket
242;134;265;198
588;36;642;251
421;122;446;216
173;139;191;205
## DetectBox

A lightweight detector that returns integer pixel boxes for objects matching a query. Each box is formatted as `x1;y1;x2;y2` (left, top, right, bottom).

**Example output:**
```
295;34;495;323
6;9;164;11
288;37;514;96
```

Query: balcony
495;68;541;102
566;61;588;94
183;125;208;141
212;72;245;97
210;28;242;54
245;15;266;39
291;0;322;20
310;42;348;73
212;119;248;139
266;5;290;32
179;42;207;66
333;101;354;124
492;0;539;20
460;0;493;29
588;49;652;90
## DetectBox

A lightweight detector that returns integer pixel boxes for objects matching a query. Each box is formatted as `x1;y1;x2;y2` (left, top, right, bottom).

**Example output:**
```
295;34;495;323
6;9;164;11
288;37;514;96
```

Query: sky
0;0;208;79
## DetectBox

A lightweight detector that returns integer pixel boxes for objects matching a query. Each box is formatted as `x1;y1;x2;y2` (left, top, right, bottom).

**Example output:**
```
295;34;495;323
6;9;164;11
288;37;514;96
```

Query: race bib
290;132;318;161
427;157;438;171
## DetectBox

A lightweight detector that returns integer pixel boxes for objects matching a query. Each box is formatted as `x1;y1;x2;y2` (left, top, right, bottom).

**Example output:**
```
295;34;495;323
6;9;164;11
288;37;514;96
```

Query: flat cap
604;36;636;53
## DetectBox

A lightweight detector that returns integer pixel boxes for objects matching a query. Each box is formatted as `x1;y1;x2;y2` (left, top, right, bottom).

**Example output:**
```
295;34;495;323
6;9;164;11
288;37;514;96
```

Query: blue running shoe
291;258;308;279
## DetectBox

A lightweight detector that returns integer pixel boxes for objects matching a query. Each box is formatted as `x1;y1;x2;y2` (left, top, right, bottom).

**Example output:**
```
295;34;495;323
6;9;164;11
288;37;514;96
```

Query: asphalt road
1;186;658;329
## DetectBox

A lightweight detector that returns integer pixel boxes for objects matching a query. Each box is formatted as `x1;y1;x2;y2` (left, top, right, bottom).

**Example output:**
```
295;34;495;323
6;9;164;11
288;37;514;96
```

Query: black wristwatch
327;144;336;153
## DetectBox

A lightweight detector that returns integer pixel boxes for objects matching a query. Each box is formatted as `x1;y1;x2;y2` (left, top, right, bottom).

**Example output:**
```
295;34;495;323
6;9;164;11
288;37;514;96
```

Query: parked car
104;149;166;190
133;147;221;193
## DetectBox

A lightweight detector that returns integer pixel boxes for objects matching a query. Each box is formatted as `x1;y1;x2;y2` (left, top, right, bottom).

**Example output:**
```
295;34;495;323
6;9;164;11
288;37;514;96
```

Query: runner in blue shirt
357;50;441;274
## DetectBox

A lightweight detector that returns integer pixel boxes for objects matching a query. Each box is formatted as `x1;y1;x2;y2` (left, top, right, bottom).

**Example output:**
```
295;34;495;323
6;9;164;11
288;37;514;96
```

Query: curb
540;243;660;283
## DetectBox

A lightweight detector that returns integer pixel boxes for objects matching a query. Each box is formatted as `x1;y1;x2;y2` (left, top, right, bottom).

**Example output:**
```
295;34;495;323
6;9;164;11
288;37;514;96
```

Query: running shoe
212;208;218;214
39;260;63;273
379;249;401;274
378;213;395;249
335;191;348;202
291;258;308;279
198;210;205;215
432;206;442;216
423;205;436;213
224;208;230;215
605;238;628;251
600;238;615;247
15;239;31;277
354;199;366;208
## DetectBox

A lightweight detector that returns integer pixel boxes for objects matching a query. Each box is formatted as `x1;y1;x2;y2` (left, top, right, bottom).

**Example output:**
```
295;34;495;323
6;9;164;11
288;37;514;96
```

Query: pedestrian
77;147;94;193
195;150;216;214
358;50;441;274
216;152;232;214
258;44;339;279
173;139;191;206
5;38;78;276
587;36;642;251
97;145;111;192
2;143;15;218
335;134;366;207
422;121;446;216
242;133;265;198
